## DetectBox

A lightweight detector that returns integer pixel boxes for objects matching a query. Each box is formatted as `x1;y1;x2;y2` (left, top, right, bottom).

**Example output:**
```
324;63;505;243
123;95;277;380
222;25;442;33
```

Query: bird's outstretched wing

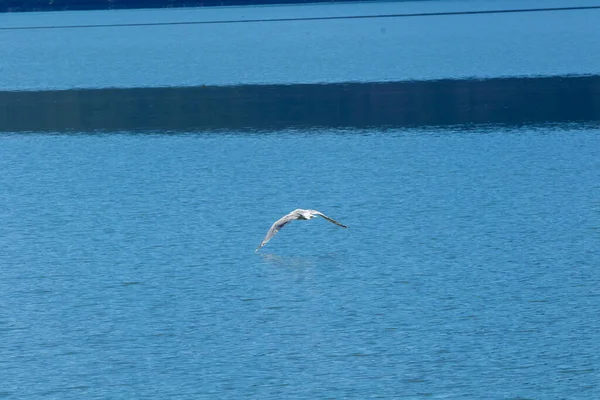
256;213;297;252
310;210;348;228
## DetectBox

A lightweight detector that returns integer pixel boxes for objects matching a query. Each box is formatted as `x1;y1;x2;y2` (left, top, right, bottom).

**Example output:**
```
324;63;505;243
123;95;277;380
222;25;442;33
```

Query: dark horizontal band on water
2;5;600;30
2;75;600;132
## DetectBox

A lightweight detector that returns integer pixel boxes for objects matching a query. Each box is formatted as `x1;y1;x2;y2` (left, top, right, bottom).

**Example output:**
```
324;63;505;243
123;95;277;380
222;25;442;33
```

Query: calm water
1;126;599;398
2;0;600;398
1;0;600;90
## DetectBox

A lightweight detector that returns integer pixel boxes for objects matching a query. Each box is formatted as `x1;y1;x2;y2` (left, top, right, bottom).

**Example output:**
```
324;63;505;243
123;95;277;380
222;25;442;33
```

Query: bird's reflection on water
258;251;348;269
258;253;316;268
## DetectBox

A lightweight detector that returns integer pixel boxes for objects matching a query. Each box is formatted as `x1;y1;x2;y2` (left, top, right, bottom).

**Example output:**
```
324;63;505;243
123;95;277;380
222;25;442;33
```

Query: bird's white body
256;208;347;252
296;209;314;220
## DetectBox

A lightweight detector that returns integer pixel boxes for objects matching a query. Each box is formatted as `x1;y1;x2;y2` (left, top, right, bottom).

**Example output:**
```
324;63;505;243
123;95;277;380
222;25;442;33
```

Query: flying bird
256;209;347;252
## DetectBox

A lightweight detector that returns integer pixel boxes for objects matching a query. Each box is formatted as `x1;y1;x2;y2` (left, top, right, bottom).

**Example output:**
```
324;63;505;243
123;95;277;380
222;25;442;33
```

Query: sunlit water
1;125;599;398
1;0;600;90
1;0;600;398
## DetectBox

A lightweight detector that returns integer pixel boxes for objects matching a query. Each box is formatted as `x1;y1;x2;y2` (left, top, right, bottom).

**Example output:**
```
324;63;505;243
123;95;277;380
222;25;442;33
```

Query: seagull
256;209;347;252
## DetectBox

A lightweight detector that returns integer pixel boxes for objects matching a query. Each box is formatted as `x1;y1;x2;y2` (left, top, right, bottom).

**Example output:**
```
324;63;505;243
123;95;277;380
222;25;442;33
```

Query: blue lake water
2;126;599;398
1;0;600;90
2;0;600;398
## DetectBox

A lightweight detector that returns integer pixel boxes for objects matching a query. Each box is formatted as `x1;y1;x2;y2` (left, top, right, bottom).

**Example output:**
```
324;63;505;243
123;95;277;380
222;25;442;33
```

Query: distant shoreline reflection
1;75;599;132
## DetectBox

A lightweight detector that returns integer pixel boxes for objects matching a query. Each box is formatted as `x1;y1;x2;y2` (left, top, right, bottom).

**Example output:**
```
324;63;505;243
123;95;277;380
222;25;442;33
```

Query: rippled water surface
1;125;599;398
1;0;600;89
2;0;600;397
